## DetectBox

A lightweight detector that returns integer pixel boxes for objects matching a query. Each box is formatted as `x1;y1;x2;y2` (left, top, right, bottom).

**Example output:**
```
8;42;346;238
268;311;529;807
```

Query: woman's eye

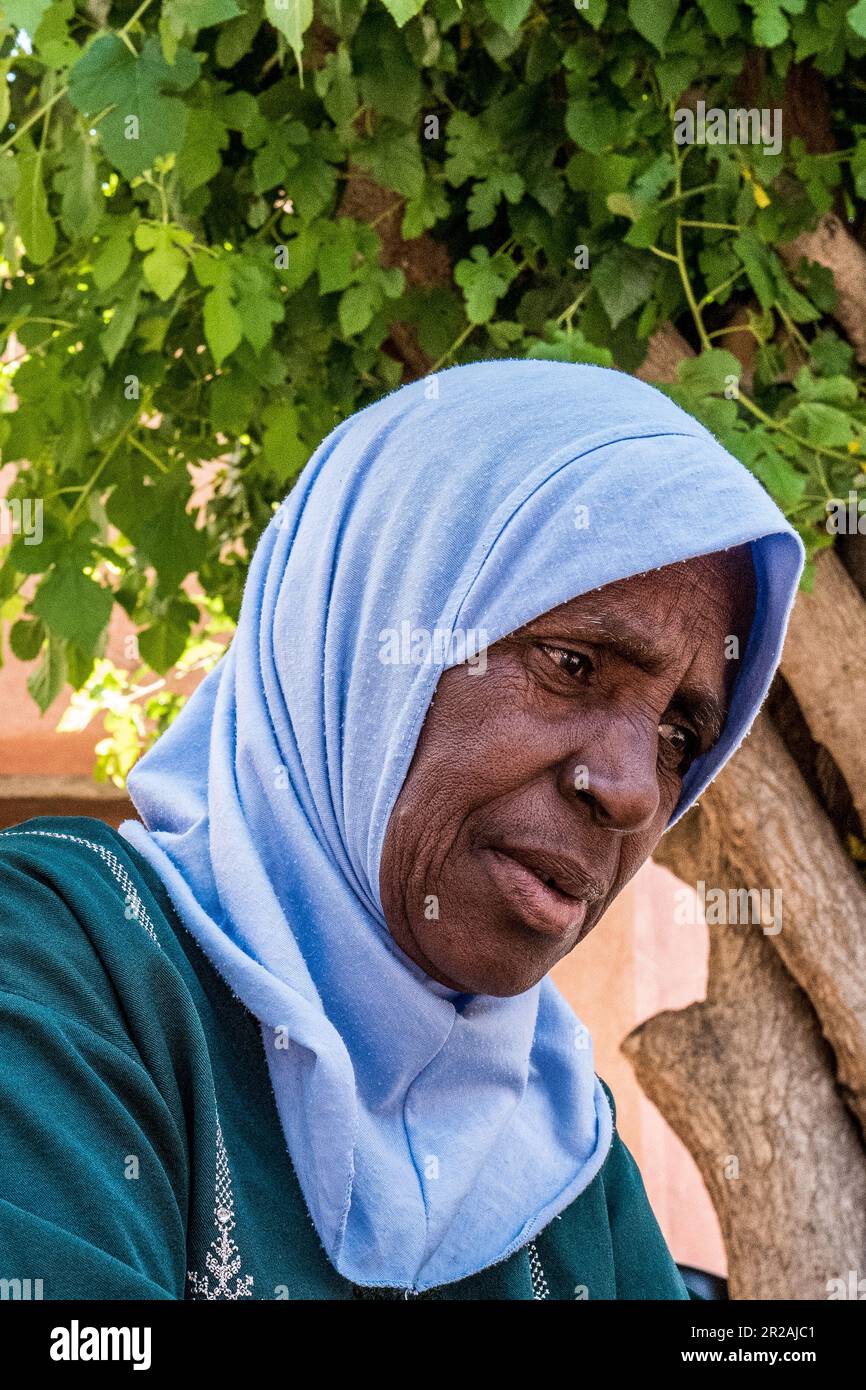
658;721;698;768
542;646;594;679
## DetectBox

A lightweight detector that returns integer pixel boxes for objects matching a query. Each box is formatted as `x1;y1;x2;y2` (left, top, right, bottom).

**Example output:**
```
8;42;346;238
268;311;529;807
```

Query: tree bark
635;324;694;383
779;550;866;829
625;809;866;1298
627;687;866;1292
779;214;866;365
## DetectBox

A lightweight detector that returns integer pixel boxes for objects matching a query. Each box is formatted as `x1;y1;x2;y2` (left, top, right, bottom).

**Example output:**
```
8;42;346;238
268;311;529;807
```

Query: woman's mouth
478;847;590;940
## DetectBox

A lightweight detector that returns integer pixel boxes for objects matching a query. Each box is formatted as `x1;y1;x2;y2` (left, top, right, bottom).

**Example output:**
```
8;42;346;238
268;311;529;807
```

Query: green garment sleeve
0;851;188;1300
0;989;187;1299
596;1079;690;1300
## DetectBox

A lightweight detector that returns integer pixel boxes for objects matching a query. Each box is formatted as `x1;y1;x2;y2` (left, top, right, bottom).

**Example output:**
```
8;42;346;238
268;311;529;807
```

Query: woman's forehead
519;548;755;634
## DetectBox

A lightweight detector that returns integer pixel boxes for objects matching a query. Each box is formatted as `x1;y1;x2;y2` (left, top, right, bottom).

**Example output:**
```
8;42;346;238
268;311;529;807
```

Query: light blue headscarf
121;360;804;1292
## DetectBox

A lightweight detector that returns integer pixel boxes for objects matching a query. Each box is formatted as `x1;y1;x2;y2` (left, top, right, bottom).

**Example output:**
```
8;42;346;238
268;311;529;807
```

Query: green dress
0;816;691;1301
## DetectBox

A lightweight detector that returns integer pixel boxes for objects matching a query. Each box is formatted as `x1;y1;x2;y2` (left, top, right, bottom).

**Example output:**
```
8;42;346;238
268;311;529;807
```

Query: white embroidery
2;827;255;1300
527;1240;550;1300
187;1119;254;1300
1;829;160;944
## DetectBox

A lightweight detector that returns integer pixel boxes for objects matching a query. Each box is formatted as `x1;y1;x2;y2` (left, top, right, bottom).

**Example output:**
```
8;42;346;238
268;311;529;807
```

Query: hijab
121;359;804;1291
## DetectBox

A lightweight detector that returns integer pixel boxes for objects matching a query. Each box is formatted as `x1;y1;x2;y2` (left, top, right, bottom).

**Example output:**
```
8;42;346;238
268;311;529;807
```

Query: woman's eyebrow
545;611;729;744
567;613;671;676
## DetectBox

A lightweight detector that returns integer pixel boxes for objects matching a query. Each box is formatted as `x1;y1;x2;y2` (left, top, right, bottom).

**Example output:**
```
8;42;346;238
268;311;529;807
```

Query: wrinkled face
379;548;755;997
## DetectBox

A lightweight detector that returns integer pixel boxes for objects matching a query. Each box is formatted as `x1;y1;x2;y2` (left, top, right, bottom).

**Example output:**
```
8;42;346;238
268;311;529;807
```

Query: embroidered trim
1;829;160;945
187;1119;255;1300
527;1240;550;1300
2;827;255;1300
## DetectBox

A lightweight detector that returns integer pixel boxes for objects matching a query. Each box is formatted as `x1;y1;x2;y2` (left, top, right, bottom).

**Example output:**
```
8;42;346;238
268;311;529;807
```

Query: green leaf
628;0;679;52
69;36;200;179
55;133;100;240
135;223;190;301
484;0;533;35
251;123;303;193
748;443;806;511
102;288;142;364
656;55;700;106
565;100;619;154
2;0;52;29
577;0;607;26
338;280;380;336
232;257;285;352
92;226;134;290
261;399;308;477
138;613;191;674
733;230;777;309
9;617;45;661
204;287;243;364
467;170;524;230
792;366;857;405
316;218;363;294
445;111;500;186
592;246;658;329
164;0;242;32
526;326;614;366
32;567;113;656
810;331;854;377
216;0;264;66
0;150;19;201
27;633;68;714
675;349;743;395
14;146;56;265
849;0;866;38
380;0;427;24
454;246;514;324
177;105;230;191
134;486;208;590
751;0;789;46
786;401;856;448
264;0;313;76
354;129;426;200
698;0;740;39
402;180;450;238
277;223;320;291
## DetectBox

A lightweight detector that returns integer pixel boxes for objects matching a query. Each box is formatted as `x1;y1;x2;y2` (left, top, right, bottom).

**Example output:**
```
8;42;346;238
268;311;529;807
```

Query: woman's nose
557;719;662;834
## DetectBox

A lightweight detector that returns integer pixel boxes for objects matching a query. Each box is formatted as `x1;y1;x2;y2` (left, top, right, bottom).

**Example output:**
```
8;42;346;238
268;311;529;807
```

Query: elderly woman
0;361;802;1301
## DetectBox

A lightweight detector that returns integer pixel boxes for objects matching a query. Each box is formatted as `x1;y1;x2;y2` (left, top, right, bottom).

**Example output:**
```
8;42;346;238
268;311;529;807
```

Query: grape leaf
15;146;56;265
69;36;200;179
32;567;113;656
264;0;313;76
628;0;679;52
592;246;658;329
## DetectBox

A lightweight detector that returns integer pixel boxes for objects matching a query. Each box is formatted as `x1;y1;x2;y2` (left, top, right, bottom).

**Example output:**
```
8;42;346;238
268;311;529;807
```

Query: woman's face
379;548;755;997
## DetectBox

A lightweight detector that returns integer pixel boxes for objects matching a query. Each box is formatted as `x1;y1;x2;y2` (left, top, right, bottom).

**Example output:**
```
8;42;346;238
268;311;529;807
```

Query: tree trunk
624;394;866;1299
625;783;866;1299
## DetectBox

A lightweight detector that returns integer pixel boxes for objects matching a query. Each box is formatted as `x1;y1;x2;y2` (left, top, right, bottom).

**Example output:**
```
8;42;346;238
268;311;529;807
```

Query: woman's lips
479;847;590;940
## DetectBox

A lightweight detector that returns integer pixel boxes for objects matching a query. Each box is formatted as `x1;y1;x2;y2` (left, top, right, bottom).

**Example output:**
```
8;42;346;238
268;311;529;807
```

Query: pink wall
553;868;725;1275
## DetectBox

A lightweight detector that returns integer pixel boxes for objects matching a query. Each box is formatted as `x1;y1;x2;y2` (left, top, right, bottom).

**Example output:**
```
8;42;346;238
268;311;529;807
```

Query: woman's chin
412;922;560;998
